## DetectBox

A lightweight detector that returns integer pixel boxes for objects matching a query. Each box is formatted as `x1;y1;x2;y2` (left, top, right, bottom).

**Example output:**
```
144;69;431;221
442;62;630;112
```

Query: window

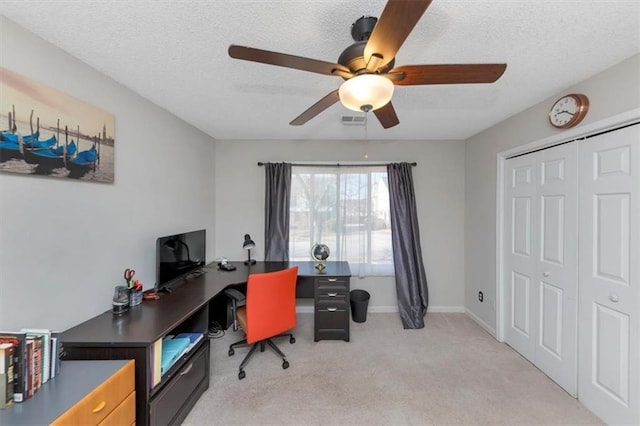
289;166;394;276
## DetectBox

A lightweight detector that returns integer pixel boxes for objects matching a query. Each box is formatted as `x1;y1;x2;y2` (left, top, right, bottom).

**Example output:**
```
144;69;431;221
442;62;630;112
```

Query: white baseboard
428;306;465;313
297;305;468;314
369;306;398;313
465;308;497;338
368;305;467;313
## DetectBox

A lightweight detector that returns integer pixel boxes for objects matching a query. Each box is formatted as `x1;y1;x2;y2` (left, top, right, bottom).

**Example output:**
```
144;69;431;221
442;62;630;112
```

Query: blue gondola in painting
0;139;21;161
67;144;99;178
22;141;76;171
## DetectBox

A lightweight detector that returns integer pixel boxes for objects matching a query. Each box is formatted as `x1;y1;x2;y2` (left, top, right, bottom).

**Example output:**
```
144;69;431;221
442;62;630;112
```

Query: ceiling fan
228;0;507;129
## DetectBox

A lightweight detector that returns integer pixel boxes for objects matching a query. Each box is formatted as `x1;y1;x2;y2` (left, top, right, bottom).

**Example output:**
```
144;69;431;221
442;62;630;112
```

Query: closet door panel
578;124;639;425
504;156;537;362
534;142;578;396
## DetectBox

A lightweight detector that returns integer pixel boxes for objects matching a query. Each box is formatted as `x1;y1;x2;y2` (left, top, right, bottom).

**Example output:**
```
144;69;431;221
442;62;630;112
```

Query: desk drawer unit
314;277;350;341
149;341;210;426
51;360;135;426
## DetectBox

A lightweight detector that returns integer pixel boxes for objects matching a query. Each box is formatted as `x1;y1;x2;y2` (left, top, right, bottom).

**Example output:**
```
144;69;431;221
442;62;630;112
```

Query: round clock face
549;94;589;129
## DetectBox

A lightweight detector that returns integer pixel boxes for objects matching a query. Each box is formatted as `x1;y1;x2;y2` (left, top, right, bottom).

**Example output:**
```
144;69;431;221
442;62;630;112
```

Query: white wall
0;17;217;331
214;139;466;311
464;54;640;332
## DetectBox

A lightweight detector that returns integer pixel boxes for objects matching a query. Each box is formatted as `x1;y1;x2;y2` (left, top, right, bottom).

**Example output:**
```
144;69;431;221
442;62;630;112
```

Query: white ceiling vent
341;116;367;126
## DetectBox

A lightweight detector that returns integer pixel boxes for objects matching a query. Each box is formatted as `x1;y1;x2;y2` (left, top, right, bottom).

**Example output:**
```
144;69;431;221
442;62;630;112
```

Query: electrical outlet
478;291;484;302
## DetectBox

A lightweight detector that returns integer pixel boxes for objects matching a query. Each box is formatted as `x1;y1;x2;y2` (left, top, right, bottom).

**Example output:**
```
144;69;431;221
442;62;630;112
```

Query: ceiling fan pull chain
363;113;369;159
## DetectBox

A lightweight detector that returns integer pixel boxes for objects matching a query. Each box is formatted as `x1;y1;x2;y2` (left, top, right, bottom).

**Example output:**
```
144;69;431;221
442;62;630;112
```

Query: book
0;332;26;402
0;343;15;409
26;336;42;394
25;340;34;399
49;333;63;380
174;332;204;353
0;374;9;410
151;338;162;388
160;337;190;375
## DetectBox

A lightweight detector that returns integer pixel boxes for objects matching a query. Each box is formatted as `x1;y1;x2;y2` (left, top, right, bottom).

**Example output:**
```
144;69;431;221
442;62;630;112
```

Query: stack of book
0;329;63;408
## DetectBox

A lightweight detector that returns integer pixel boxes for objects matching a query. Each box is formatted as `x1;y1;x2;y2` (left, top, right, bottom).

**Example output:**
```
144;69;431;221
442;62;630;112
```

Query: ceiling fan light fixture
339;74;394;113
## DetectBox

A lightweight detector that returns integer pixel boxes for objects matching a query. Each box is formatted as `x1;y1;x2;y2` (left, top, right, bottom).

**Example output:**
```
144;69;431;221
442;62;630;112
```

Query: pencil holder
129;288;143;307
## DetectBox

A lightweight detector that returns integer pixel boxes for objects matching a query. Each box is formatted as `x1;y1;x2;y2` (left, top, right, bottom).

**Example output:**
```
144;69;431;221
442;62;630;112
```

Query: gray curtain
264;162;291;261
387;162;429;329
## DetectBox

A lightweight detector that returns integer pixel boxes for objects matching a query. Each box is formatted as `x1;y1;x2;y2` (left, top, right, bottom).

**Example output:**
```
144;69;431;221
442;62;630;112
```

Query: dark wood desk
61;261;351;426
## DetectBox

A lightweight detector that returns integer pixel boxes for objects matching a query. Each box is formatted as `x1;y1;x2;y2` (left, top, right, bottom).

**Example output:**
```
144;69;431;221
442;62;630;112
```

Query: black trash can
350;289;370;323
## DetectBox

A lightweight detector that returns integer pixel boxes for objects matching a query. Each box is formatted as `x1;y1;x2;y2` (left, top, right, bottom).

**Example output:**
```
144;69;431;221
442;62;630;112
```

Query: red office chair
224;266;298;380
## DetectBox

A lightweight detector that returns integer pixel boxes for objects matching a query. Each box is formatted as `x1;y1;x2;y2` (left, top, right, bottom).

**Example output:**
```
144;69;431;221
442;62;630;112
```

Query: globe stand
311;243;330;272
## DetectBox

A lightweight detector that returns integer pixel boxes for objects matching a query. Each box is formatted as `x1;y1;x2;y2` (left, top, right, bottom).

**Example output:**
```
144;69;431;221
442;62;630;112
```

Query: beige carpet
183;312;601;425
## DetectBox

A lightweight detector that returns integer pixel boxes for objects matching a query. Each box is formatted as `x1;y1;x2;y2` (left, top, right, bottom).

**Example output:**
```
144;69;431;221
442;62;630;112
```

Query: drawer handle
327;293;338;297
327;278;338;282
180;362;194;375
327;307;337;312
92;400;107;413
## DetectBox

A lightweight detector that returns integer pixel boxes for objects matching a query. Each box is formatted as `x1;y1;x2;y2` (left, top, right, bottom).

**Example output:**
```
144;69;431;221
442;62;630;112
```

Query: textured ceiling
1;0;639;141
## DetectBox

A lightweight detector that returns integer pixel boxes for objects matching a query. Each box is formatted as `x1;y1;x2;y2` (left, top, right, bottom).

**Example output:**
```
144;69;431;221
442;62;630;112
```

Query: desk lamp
243;234;256;265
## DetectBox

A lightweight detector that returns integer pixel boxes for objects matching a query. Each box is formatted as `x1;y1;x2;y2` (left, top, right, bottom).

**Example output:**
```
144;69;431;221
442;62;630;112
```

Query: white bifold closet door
504;142;578;396
577;124;639;424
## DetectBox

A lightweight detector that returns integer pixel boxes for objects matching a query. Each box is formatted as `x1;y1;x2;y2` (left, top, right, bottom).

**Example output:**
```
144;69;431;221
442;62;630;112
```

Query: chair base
228;333;295;380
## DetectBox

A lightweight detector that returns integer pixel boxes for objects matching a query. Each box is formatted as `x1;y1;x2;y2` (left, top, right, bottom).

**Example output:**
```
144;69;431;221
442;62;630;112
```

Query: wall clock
548;93;589;129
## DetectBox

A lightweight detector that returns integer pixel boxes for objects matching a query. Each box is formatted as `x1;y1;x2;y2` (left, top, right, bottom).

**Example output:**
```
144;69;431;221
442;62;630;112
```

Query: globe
311;243;330;271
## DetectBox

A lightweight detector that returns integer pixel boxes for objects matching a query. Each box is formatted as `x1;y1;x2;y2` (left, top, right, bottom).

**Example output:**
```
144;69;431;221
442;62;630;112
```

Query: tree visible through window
289;166;394;276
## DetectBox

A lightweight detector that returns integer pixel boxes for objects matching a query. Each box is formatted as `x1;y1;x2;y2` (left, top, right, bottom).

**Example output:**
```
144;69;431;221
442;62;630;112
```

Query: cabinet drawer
316;292;348;304
316;306;349;326
98;391;135;426
51;360;135;426
315;306;350;341
150;343;209;426
315;277;349;292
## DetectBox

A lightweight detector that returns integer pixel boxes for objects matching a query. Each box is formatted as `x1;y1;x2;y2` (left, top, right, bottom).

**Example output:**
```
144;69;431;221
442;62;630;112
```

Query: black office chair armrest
224;288;246;332
224;288;246;303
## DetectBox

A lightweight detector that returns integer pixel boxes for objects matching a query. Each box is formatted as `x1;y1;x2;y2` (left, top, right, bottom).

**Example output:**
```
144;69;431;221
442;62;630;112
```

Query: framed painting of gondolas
0;67;114;183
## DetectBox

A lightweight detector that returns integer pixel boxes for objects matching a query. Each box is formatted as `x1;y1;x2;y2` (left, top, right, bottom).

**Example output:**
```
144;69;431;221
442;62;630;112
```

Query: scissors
124;268;136;288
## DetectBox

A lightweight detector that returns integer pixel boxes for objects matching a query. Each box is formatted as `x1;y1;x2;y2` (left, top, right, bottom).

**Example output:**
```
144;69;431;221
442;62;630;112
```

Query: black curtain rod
257;161;417;167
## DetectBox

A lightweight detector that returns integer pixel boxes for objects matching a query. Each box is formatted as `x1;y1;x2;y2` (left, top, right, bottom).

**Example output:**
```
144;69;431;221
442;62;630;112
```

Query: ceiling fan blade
364;0;433;69
373;102;400;129
290;90;340;126
390;64;507;86
229;45;350;76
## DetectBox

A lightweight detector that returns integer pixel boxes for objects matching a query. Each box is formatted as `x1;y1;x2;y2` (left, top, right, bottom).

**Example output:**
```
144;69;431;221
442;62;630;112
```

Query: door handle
327;307;337;312
543;271;551;277
609;293;619;303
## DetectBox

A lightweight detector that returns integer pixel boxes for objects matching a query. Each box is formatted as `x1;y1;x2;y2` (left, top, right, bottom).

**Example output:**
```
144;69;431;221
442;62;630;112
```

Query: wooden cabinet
314;276;350;341
0;360;134;426
52;360;135;425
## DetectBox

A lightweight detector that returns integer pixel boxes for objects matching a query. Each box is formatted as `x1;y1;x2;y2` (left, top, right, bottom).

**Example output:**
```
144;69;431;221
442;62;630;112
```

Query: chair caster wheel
289;337;296;344
238;370;246;380
282;360;289;370
228;349;235;356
